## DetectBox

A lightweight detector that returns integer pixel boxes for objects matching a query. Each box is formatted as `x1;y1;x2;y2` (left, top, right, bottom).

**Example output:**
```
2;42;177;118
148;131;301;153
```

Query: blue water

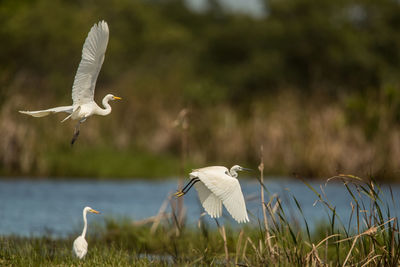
0;178;399;237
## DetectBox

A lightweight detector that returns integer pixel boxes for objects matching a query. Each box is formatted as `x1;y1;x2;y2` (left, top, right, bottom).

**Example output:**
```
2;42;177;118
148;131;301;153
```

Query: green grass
0;235;168;266
1;176;399;266
42;146;191;179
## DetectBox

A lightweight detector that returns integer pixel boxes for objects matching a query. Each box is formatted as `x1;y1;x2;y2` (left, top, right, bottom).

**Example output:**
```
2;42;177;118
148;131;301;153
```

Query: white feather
190;166;249;223
19;106;73;118
19;20;120;134
72;20;109;106
194;182;222;218
72;206;100;259
73;236;88;259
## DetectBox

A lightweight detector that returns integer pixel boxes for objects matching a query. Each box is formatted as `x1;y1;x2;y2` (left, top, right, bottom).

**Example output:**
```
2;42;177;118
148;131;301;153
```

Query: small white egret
73;206;100;259
19;20;121;145
174;165;251;223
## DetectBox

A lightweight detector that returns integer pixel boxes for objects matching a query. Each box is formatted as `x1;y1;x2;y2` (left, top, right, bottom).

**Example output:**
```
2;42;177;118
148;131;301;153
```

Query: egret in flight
174;165;251;223
19;20;121;145
73;206;100;259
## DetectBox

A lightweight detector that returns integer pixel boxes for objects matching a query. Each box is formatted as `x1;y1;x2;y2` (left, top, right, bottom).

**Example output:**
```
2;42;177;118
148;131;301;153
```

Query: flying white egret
73;206;100;259
174;165;251;223
19;20;121;145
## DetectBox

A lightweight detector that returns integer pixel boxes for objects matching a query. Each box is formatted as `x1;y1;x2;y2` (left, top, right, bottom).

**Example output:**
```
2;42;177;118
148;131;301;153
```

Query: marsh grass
4;90;400;180
1;175;399;266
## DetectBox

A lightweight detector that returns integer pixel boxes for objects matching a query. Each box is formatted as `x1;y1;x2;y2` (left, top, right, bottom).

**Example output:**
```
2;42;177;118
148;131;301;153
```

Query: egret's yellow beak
113;96;122;100
89;209;100;214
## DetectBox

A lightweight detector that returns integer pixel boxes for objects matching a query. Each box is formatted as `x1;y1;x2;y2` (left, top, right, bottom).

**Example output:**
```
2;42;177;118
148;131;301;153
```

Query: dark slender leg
182;178;200;192
70;122;81;146
182;178;200;194
174;177;200;197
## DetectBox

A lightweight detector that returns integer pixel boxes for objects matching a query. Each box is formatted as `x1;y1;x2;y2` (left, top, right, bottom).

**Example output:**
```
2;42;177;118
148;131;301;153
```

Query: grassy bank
1;176;399;266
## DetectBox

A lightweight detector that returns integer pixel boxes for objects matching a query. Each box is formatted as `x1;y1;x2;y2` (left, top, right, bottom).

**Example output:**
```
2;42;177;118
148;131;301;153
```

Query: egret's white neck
81;209;88;237
229;167;238;178
97;96;112;116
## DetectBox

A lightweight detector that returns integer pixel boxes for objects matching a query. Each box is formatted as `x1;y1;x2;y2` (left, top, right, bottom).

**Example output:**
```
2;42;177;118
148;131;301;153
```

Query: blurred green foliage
3;0;400;102
1;0;400;178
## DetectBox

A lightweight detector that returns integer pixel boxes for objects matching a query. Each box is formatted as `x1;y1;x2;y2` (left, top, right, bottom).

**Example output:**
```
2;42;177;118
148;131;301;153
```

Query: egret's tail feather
19;110;53;118
19;106;73;118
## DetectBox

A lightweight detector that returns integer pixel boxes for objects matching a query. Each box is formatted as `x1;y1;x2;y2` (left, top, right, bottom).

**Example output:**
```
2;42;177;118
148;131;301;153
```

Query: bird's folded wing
194;182;222;218
196;172;249;223
72;20;109;106
73;237;88;257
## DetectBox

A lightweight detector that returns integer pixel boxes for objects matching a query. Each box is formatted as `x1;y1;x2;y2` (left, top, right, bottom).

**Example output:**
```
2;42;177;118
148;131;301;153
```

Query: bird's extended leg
174;177;200;198
71;121;81;146
181;178;200;193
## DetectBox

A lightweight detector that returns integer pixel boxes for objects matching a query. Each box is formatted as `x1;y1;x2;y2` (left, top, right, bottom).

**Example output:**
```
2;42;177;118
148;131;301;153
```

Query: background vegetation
1;0;400;179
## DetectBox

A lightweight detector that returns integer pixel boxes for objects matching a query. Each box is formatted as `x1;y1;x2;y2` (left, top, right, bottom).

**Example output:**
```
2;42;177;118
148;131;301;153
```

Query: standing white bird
174;165;251;223
73;206;100;259
19;20;121;145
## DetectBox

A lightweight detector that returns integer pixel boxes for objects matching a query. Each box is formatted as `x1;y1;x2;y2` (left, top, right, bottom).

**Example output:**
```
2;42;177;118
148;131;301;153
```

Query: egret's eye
225;171;229;175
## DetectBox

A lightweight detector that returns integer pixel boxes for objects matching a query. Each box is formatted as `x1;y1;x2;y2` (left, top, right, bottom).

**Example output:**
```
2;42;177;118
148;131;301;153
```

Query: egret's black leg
174;177;200;197
182;178;200;192
182;178;200;194
71;122;81;146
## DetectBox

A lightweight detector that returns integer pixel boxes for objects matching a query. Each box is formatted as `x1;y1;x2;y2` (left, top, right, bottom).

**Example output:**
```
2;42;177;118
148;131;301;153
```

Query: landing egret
19;20;121;145
73;206;100;259
174;165;251;223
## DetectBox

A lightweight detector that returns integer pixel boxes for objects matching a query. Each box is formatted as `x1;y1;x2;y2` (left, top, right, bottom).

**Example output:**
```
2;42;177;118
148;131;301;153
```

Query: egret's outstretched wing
72;21;109;106
194;182;222;218
19;106;73;117
219;179;249;223
192;168;249;223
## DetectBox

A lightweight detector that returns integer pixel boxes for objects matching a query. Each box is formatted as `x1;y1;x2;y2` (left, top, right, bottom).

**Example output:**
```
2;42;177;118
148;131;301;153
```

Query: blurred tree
2;0;400;178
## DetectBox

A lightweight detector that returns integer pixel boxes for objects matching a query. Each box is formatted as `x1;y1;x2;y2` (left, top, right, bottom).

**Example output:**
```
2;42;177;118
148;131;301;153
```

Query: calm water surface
0;178;399;237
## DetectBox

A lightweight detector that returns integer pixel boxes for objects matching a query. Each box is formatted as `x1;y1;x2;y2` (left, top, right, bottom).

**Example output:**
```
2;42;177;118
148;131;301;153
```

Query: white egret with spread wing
174;165;251;223
73;206;100;259
19;20;121;145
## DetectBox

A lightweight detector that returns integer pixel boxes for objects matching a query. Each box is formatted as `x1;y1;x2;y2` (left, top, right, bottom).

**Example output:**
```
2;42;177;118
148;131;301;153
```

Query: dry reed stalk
306;244;324;266
337;218;395;267
132;213;171;226
359;249;378;266
169;197;180;236
235;229;244;265
196;212;207;229
177;108;189;228
325;231;328;265
342;235;358;267
247;236;262;261
391;217;396;258
306;232;341;264
337;218;394;243
217;224;229;265
174;109;189;230
259;145;272;251
150;195;171;234
241;239;249;262
315;234;341;249
360;254;382;267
